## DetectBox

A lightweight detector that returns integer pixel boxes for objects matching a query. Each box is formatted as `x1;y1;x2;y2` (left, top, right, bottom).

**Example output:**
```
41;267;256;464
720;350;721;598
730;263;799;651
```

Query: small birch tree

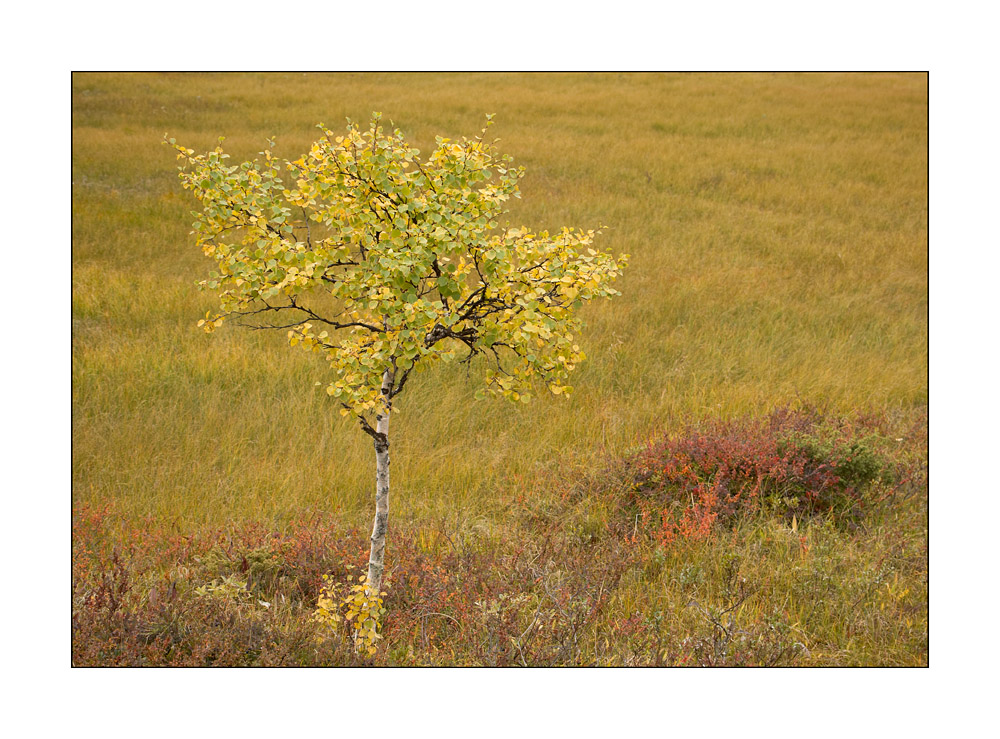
168;114;627;594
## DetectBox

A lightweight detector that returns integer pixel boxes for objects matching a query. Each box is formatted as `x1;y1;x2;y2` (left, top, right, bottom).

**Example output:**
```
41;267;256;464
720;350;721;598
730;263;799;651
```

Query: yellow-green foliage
167;113;625;419
193;574;250;600
313;572;387;656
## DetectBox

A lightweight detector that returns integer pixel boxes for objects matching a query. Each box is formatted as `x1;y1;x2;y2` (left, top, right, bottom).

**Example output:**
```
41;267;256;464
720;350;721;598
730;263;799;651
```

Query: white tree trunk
366;369;394;594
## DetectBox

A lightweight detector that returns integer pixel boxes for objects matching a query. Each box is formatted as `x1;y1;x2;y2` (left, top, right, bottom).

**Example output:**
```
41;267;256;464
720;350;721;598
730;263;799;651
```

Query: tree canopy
167;113;627;426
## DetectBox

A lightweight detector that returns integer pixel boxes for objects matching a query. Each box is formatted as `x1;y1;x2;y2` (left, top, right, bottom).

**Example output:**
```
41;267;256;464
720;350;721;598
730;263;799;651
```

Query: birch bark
366;368;394;594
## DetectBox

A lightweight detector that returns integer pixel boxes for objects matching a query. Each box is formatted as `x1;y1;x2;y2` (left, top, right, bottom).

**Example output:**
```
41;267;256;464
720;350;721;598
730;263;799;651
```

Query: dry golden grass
73;72;926;533
73;74;927;669
73;73;926;669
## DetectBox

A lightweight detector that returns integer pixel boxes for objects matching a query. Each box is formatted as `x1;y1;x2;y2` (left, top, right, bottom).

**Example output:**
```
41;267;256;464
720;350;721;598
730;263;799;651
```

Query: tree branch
354;411;387;446
390;367;412;398
231;297;381;334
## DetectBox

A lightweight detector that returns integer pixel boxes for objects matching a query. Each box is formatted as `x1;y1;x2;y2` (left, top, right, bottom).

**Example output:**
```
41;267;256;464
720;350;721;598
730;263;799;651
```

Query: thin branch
227;294;381;336
353;411;387;445
390;367;412;398
288;296;381;332
301;207;312;248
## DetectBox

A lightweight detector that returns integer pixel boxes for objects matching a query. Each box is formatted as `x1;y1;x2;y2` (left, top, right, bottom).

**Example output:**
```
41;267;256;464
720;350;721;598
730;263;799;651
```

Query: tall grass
73;72;926;533
72;73;926;667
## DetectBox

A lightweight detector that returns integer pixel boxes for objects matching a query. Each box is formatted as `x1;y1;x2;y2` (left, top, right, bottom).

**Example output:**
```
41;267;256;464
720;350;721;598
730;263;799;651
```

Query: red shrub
626;408;890;545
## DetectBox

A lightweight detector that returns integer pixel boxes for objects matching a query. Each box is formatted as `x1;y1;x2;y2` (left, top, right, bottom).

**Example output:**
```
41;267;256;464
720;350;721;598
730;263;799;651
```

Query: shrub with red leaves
626;409;890;545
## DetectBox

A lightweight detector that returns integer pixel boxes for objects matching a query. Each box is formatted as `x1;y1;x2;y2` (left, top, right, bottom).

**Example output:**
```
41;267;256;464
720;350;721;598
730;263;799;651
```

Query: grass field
72;72;927;666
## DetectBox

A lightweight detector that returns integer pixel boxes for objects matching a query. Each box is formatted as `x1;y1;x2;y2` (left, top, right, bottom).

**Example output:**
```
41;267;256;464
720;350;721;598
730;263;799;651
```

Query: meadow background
72;72;927;666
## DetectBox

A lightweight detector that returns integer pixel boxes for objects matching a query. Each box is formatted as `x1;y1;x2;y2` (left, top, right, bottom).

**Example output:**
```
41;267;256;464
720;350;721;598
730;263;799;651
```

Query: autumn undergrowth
73;407;926;666
73;73;927;665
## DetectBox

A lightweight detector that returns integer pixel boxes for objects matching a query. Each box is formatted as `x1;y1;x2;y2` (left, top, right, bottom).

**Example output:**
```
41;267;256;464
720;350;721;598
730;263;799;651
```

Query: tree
167;113;628;595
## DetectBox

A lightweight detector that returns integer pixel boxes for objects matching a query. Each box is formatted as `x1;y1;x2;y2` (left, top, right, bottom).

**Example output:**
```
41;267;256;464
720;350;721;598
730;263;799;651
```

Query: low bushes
622;408;902;545
71;513;635;666
72;407;926;666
